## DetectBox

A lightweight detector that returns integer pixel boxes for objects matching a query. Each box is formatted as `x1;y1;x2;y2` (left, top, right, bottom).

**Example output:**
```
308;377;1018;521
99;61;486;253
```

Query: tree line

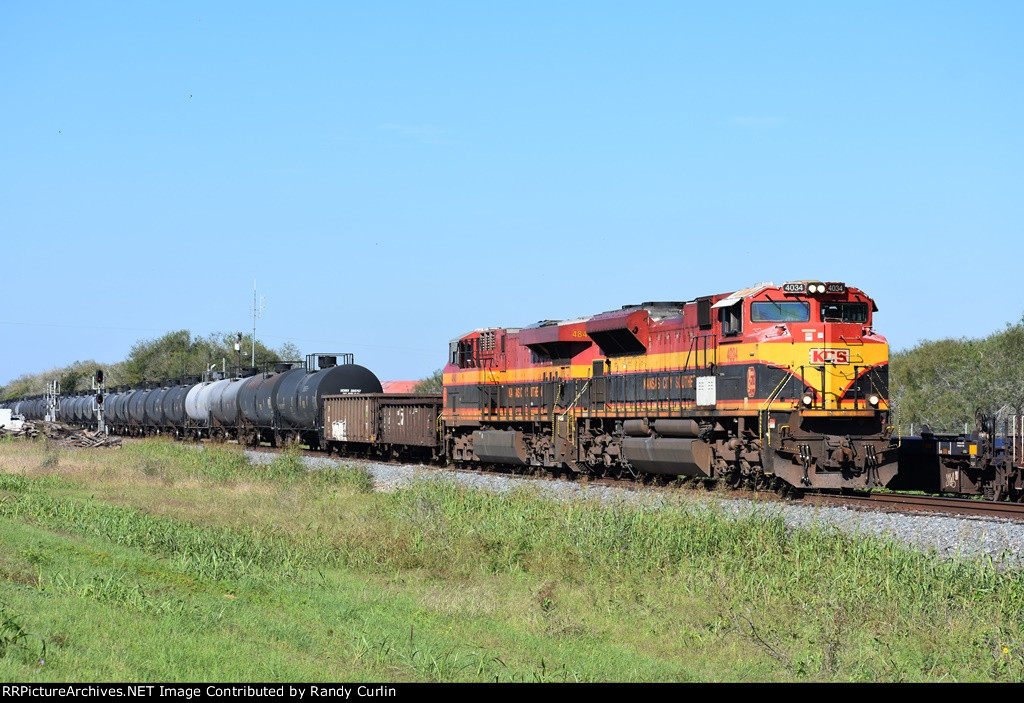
0;331;300;401
889;318;1024;434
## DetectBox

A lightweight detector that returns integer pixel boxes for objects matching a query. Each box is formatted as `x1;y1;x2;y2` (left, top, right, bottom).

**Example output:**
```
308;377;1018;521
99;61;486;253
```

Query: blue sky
1;2;1022;384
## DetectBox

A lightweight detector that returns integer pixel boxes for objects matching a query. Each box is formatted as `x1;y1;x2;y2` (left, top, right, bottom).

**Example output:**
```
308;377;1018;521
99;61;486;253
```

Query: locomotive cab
739;282;887;412
740;281;895;488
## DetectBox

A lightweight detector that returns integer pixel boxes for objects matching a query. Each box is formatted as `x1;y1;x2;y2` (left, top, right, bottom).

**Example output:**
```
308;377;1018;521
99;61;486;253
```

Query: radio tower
251;280;264;366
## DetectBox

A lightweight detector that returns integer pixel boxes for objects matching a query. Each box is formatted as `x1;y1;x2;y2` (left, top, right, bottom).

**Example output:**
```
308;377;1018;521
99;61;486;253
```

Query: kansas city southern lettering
642;375;695;391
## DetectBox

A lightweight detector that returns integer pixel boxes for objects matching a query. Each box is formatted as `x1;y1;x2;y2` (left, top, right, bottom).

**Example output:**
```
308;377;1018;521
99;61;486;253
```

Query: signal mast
45;379;60;423
93;369;106;434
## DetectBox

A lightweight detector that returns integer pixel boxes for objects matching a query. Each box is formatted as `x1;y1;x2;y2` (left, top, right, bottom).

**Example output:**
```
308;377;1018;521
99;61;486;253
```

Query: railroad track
803;491;1024;522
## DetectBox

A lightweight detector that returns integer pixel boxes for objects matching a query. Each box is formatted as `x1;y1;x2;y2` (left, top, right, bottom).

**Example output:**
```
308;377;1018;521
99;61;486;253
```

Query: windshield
820;302;868;323
750;301;810;322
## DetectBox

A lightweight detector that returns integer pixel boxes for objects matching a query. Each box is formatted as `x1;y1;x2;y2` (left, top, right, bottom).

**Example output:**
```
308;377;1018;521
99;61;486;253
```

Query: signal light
96;369;104;385
96;394;104;405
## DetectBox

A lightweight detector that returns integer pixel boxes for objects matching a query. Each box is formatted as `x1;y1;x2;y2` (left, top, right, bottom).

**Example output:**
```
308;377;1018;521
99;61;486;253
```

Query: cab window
820;302;868;323
450;339;478;368
750;301;810;322
719;302;742;337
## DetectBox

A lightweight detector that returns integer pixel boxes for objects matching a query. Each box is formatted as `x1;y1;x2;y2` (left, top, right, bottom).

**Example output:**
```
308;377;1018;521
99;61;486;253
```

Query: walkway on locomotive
441;281;889;422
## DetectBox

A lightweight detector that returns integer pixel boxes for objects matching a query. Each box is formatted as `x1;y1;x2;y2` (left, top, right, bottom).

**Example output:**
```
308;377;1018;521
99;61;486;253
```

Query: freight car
321;393;443;461
443;280;897;492
894;412;1024;501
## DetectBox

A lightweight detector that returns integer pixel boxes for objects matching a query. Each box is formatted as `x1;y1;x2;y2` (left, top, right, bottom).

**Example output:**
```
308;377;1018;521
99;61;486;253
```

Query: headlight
802;394;814;406
868;395;879;406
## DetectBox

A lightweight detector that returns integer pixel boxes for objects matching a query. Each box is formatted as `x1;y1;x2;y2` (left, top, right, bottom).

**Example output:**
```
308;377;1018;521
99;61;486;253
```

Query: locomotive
443;280;897;491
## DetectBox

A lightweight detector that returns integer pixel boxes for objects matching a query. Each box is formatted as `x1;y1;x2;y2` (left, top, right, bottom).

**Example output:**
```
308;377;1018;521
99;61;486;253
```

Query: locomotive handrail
796;365;828;409
559;378;591;420
760;369;797;449
684;333;717;374
549;378;590;458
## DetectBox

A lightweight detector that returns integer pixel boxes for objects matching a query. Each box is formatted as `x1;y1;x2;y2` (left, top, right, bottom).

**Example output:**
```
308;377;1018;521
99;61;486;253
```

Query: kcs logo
809;348;850;364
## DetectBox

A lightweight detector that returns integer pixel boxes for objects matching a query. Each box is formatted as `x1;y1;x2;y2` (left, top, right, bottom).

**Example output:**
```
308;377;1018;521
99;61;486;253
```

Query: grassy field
0;437;1021;682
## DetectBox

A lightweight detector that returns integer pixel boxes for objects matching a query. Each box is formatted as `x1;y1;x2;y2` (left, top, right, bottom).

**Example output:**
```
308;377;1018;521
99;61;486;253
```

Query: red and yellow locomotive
442;280;897;491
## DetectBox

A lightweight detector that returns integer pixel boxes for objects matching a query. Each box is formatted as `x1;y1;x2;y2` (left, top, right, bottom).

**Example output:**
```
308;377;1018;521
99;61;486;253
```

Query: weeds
123;440;251;483
39;445;60;470
353;630;513;682
311;464;375;493
0;491;334;582
44;572;192;616
0;603;45;662
263;444;307;482
0;473;30;494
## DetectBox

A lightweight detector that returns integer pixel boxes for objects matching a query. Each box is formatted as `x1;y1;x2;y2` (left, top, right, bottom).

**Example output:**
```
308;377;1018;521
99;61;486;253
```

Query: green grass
0;437;1022;681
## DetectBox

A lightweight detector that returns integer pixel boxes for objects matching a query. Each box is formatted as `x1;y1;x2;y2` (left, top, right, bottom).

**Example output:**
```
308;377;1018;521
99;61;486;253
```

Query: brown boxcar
321;394;442;458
